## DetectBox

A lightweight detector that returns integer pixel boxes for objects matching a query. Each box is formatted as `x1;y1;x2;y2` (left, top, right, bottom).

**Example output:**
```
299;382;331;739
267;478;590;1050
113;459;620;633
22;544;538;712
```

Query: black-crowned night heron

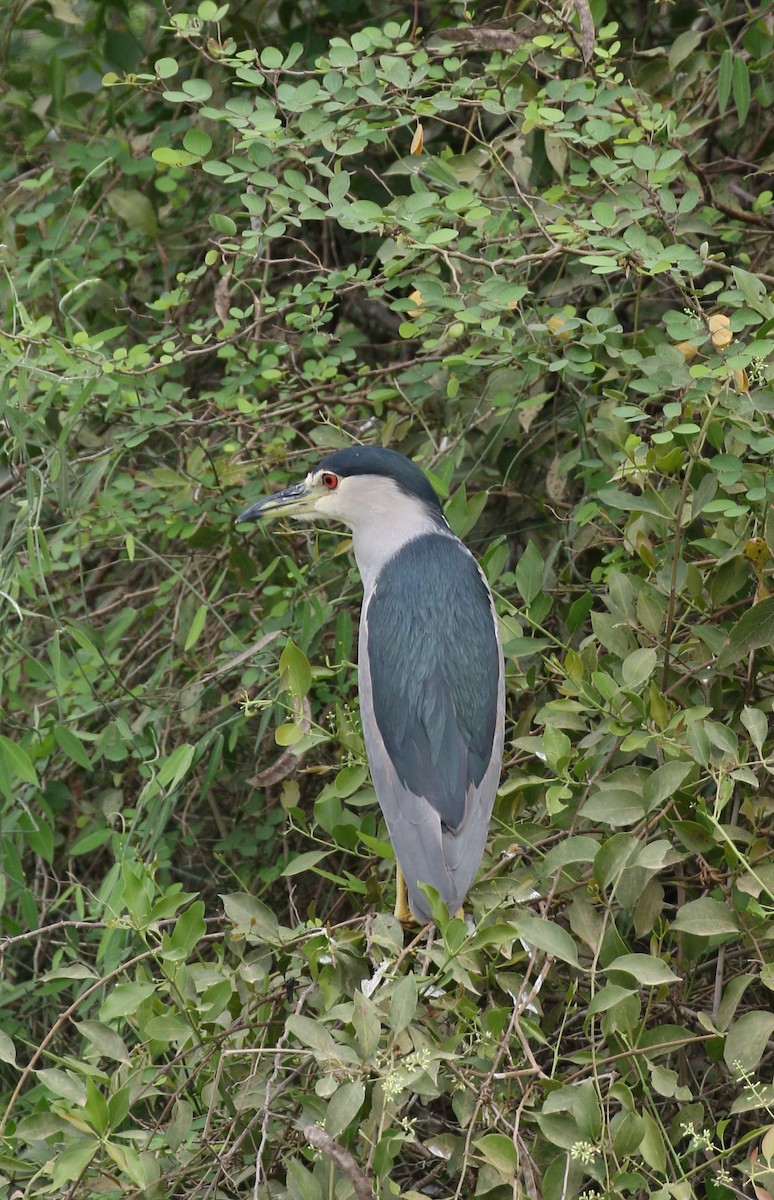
238;446;504;923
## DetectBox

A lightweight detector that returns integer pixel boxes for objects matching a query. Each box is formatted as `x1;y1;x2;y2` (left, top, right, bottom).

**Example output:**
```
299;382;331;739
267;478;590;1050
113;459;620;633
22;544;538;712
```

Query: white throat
351;505;446;593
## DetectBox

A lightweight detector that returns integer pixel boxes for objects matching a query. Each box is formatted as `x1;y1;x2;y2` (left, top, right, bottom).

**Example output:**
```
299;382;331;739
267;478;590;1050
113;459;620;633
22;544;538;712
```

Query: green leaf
183;603;208;651
325;1081;365;1138
285;1160;322;1200
668;28;702;72
209;213;237;235
260;46;283;69
717;597;774;666
154;57;178;78
107;189;158;236
621;647;657;688
328;170;351;210
144;1014;191;1042
388;972;418;1033
99;982;157;1022
181;79;212;102
0;735;38;787
567;591;593;634
183;128;212;157
74;1021;131;1063
170;901;206;955
348;199;383;223
69;827;113;856
221;892;279;943
353;990;381;1060
604;954;680;986
640;1109;667;1173
286;1014;340;1059
54;724;92;769
475;1133;518;1179
587;984;636;1015
724;1011;774;1074
515;541;544;605
279;637;312;699
282;849;330;876
513;916;579;966
157;743;195;790
732;55;750;126
717;974;754;1032
593;833;637;890
671;897;738;937
36;1068;87;1105
542;836;600;875
741;705;767;752
152;145;198;167
0;1030;17;1065
581;787;643;827
52;1139;99;1188
643;761;692;812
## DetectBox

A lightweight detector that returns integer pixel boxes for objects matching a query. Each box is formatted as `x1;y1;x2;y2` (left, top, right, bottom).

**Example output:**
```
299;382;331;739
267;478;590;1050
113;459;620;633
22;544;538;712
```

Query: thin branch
304;1125;375;1200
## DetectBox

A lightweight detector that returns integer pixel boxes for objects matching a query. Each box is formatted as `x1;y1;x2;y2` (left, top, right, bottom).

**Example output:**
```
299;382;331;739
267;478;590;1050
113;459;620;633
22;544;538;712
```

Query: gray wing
359;534;504;921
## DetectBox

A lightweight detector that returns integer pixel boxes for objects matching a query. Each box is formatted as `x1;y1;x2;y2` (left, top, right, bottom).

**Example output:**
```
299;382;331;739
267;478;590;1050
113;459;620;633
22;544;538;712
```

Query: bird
237;445;504;924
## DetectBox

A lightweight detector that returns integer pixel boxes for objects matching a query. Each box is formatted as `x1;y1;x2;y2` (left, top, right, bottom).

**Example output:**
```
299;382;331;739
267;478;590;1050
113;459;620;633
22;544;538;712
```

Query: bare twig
304;1125;375;1199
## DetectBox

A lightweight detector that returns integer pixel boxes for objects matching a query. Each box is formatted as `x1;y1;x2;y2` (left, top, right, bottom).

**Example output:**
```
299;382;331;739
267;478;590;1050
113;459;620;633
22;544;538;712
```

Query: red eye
321;472;339;490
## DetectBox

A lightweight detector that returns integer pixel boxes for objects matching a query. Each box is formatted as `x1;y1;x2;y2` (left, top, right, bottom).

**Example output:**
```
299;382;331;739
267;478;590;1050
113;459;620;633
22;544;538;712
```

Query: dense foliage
2;0;774;1197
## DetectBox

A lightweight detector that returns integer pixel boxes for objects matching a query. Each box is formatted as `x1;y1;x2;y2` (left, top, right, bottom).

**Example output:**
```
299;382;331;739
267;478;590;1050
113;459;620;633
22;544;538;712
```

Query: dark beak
236;479;321;524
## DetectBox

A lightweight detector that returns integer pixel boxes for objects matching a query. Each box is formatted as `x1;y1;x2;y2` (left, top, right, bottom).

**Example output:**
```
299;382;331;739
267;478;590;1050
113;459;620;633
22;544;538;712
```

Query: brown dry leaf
750;1146;774;1200
676;341;699;362
410;123;424;155
762;1123;774;1162
519;398;546;434
708;312;733;348
214;270;233;323
734;367;749;392
546;314;571;341
545;454;566;502
573;0;595;64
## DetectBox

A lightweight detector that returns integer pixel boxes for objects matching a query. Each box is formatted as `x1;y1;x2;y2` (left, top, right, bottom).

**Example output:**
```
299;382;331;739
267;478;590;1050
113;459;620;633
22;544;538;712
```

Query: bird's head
237;445;445;531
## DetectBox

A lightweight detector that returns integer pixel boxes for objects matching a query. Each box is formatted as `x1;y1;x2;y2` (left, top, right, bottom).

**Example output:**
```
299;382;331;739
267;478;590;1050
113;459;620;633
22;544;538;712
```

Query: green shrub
1;2;773;1197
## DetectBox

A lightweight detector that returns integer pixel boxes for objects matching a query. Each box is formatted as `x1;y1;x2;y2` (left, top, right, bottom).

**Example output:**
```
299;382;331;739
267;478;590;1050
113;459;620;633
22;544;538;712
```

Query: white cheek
312;476;361;519
313;489;345;516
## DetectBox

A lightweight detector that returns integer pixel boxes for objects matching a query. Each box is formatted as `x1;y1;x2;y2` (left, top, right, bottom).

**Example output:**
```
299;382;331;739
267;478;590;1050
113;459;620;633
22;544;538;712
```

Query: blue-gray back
365;534;500;831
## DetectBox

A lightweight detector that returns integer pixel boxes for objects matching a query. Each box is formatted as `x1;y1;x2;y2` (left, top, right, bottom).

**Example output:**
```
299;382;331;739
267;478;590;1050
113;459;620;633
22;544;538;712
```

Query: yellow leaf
408;289;424;316
744;538;771;571
734;367;749;392
708;312;733;348
546;314;571;341
744;538;771;603
410;123;424;155
676;341;699;361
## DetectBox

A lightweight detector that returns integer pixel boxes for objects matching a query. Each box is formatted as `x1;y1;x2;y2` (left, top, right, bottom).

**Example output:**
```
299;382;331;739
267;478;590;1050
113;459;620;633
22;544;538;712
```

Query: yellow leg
393;869;466;925
394;866;415;925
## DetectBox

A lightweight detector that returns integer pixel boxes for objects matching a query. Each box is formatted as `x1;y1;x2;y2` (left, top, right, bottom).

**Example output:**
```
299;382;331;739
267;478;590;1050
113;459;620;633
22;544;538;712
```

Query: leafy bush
1;1;774;1198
